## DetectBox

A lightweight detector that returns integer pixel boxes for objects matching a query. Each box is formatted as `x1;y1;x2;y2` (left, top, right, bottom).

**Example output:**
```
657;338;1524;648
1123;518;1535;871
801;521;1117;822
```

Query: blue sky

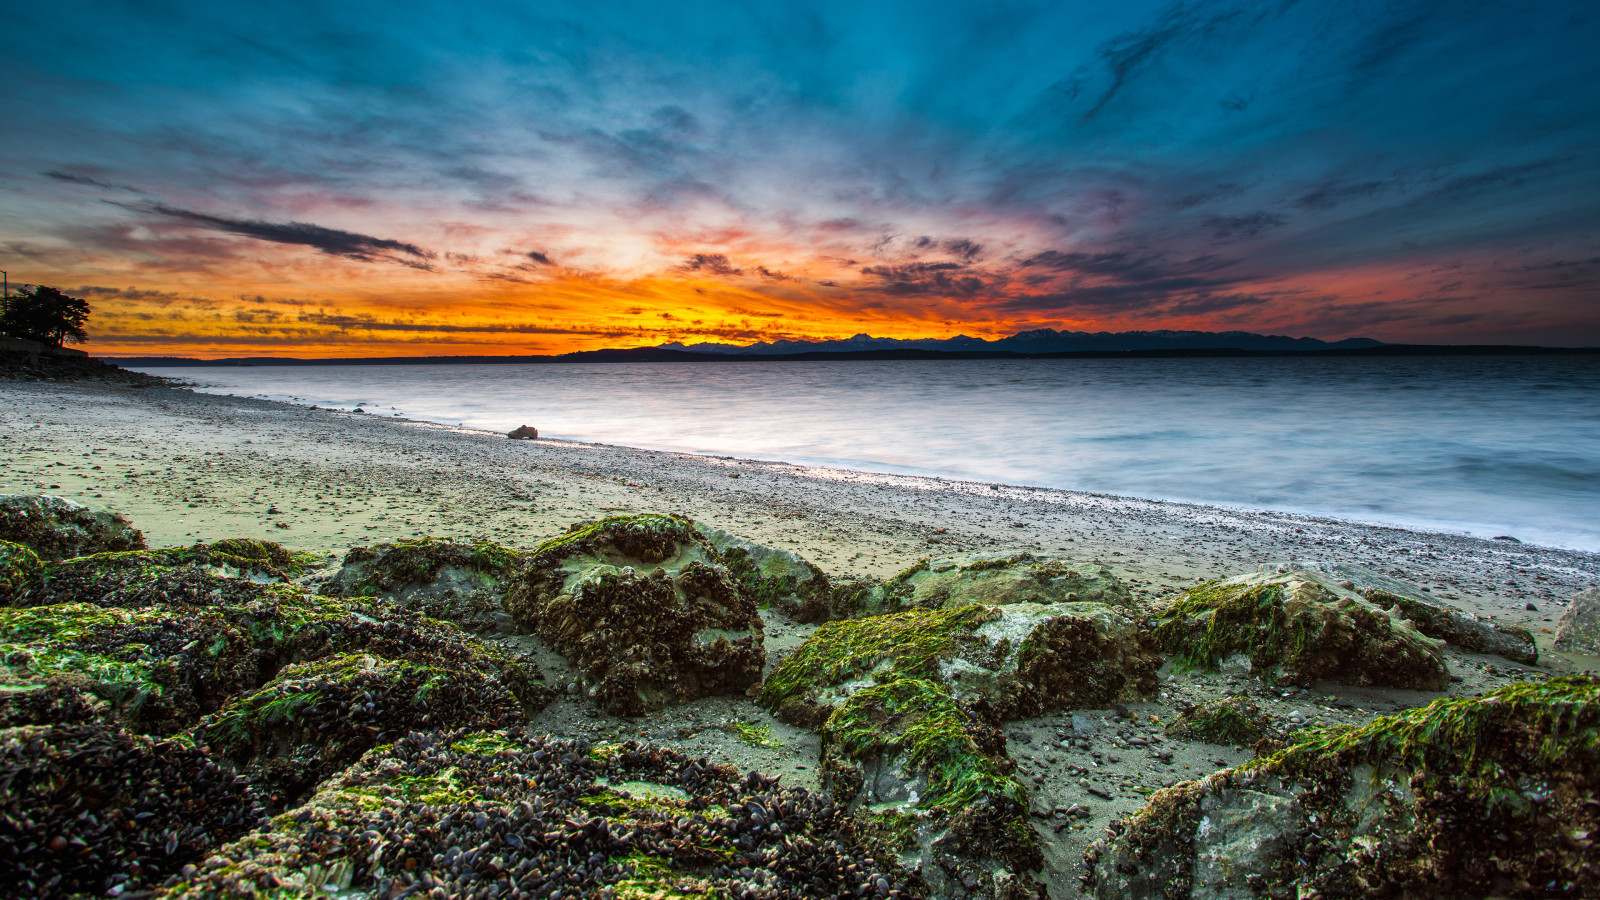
3;0;1597;353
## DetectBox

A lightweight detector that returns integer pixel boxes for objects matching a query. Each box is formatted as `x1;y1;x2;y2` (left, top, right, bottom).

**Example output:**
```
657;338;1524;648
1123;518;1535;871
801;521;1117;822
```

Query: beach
5;378;1599;895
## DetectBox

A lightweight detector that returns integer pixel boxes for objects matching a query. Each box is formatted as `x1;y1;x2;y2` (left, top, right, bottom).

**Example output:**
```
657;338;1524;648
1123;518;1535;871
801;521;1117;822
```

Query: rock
1;723;269;896
11;545;303;610
506;424;539;439
1271;559;1538;665
1366;587;1539;665
1554;587;1600;655
821;678;1045;900
502;514;763;716
828;575;913;619
165;729;912;899
1165;695;1281;749
701;525;834;623
0;539;43;602
760;601;1161;726
1151;569;1448;690
1087;676;1600;898
893;552;1135;610
325;536;523;632
198;651;526;803
1071;714;1097;735
0;495;144;560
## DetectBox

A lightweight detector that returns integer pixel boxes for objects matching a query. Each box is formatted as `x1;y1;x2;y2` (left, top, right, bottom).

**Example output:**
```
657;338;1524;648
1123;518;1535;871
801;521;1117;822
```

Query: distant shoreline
106;343;1600;367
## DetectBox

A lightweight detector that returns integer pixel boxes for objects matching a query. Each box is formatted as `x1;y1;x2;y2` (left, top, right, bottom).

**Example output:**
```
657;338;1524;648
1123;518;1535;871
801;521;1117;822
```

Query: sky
2;0;1597;356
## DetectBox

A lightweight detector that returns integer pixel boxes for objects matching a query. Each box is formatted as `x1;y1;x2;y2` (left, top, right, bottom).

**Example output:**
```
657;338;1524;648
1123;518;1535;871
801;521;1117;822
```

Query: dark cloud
754;265;793;281
860;261;985;296
1294;180;1386;210
1203;212;1286;241
139;204;434;267
44;170;133;191
944;238;983;260
296;312;614;335
1080;3;1260;122
526;250;553;265
681;253;742;276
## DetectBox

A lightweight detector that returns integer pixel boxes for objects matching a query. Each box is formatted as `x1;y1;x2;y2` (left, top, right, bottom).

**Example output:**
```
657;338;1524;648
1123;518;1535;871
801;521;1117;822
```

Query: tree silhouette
1;286;91;347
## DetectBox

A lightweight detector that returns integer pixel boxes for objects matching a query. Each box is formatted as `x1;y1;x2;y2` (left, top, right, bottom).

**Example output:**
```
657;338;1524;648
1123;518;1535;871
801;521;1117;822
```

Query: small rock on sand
1553;586;1600;655
506;425;539;439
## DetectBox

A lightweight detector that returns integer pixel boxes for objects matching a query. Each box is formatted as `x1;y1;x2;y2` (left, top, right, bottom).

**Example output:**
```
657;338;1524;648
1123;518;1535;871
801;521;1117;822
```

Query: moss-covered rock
829;575;916;620
1164;695;1282;750
0;539;43;603
896;552;1134;611
701;525;834;623
0;590;548;735
503;515;763;716
11;544;303;609
198;651;526;803
1152;570;1448;690
822;677;1043;900
1087;676;1600;899
161;729;915;899
325;537;522;632
1366;588;1539;665
1;723;268;898
761;601;1161;726
0;495;145;560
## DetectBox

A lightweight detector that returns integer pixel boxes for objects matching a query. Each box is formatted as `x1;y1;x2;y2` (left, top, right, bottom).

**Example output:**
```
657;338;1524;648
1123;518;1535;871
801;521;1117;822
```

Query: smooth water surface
136;356;1600;550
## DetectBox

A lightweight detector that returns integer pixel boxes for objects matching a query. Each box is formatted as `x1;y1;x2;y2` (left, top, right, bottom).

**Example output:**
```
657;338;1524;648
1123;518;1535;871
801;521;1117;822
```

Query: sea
132;355;1600;551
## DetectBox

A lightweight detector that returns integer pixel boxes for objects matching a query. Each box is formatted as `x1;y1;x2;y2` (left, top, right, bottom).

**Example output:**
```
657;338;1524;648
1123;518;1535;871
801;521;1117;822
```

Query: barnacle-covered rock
895;552;1134;611
1;723;268;898
1164;695;1282;750
1087;676;1600;899
0;539;43;603
0;494;144;560
0;591;548;735
11;544;303;609
822;678;1044;900
1151;569;1448;690
324;536;523;632
162;729;917;899
198;652;525;803
503;514;763;716
760;602;1160;727
702;525;834;623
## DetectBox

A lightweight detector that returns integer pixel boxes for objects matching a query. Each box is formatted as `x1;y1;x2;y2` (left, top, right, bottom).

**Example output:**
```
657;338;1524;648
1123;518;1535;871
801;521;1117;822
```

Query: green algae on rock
700;525;835;623
198;651;526;804
503;514;763;716
895;552;1134;611
326;536;524;632
1152;569;1449;690
161;729;916;899
1164;695;1281;750
0;495;145;561
821;677;1044;899
761;602;1161;726
1365;587;1539;665
0;590;549;735
1088;675;1600;899
10;543;307;610
0;539;43;603
1;722;269;898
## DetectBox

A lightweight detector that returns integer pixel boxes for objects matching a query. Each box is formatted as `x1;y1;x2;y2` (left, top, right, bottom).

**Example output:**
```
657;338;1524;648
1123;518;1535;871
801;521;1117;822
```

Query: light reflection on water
134;356;1600;550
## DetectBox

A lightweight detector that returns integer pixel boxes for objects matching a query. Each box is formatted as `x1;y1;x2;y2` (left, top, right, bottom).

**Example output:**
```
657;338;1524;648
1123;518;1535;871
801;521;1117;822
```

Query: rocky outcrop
10;542;307;609
702;525;835;622
1265;560;1538;665
0;495;144;560
1152;569;1449;690
761;601;1161;726
1554;587;1600;656
325;536;523;632
0;539;42;602
506;424;539;439
1087;676;1600;899
1;723;268;897
895;552;1134;610
198;651;526;803
503;514;764;716
822;677;1045;900
163;729;916;899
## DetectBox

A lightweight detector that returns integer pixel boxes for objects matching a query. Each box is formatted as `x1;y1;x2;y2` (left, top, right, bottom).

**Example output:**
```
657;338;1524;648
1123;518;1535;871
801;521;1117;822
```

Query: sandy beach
5;378;1599;895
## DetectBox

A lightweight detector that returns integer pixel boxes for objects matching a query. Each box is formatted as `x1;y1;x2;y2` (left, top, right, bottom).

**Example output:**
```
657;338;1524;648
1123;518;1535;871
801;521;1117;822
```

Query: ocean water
136;356;1600;550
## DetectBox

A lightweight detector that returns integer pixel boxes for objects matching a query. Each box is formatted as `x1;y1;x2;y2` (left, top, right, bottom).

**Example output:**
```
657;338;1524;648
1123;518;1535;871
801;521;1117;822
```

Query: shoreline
2;379;1596;651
